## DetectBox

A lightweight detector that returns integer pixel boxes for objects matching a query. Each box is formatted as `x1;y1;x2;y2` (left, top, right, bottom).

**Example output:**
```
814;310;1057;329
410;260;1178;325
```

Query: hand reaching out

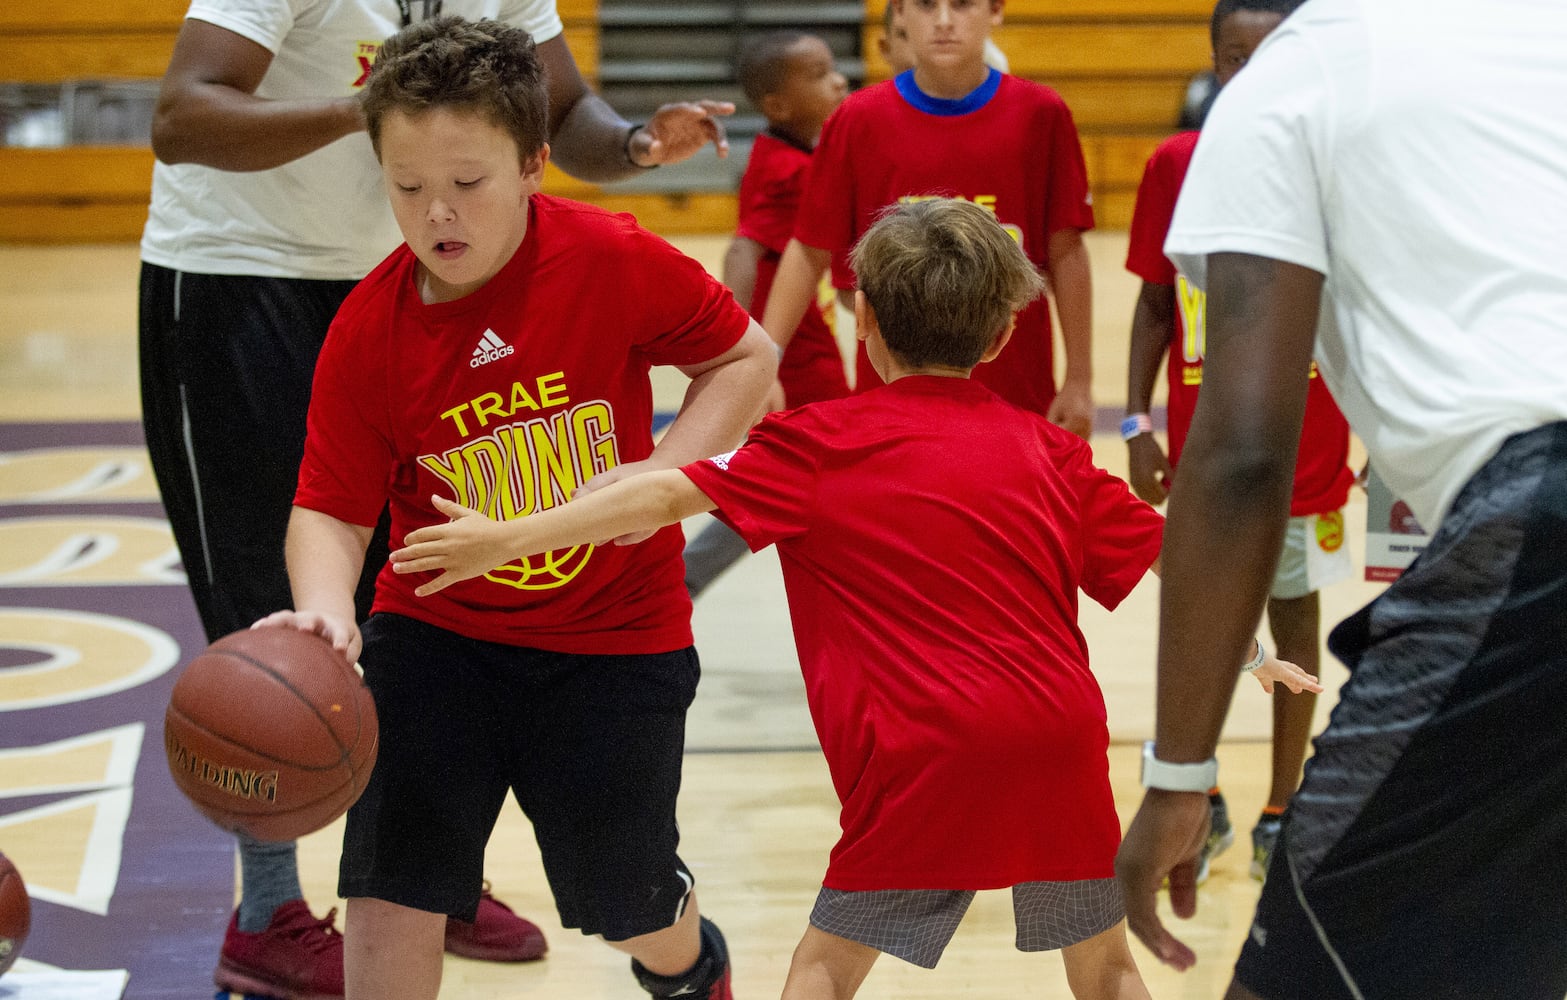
1251;647;1323;695
629;101;735;166
390;495;517;597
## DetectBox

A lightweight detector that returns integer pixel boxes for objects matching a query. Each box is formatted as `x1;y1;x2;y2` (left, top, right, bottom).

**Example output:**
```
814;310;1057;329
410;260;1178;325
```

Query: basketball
164;628;378;842
0;851;28;978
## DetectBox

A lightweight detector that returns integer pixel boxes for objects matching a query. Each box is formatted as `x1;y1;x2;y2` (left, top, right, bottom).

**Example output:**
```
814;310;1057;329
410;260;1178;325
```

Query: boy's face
1212;9;1285;86
895;0;1003;76
379;106;546;304
768;37;849;135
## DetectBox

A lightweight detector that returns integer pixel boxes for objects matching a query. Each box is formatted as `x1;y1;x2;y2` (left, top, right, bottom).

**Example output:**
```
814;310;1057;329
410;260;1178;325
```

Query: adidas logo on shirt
470;328;515;368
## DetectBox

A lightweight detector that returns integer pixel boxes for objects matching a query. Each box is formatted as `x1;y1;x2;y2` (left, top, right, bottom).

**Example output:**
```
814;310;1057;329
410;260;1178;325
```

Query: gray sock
235;834;304;933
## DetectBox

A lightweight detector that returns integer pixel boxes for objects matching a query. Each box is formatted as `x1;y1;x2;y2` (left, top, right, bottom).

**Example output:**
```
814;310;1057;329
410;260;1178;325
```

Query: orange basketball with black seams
0;850;29;978
164;628;378;842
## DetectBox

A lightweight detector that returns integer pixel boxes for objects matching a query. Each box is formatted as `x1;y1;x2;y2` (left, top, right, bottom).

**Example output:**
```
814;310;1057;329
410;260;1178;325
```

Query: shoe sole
443;938;548;962
215;960;341;1000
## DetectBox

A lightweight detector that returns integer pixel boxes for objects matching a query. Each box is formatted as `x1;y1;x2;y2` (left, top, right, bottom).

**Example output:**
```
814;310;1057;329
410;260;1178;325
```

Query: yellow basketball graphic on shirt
484;543;595;591
1315;510;1345;553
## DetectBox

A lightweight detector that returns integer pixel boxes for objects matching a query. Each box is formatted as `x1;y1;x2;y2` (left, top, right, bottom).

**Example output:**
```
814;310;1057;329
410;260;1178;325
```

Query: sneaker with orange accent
444;883;548;962
214;900;344;1000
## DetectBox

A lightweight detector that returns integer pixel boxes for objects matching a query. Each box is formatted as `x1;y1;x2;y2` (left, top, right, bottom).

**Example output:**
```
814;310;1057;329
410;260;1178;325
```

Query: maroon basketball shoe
215;900;344;1000
444;883;549;962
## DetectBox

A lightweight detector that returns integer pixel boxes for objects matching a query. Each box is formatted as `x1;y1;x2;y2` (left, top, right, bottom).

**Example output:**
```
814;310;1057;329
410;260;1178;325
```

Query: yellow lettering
529;413;581;509
1177;275;1207;363
440;403;472;437
461;438;509;517
508;381;541;414
494;426;536;519
417;451;471;507
571;403;617;478
972;194;998;215
537;371;569;408
471;392;506;429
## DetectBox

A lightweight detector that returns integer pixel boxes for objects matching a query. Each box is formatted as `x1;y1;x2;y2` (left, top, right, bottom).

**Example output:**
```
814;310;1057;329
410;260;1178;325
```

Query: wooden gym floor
0;231;1386;999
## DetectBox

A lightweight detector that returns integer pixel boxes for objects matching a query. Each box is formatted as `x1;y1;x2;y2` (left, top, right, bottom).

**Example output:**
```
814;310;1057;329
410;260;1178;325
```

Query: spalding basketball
164;628;378;842
0;851;28;978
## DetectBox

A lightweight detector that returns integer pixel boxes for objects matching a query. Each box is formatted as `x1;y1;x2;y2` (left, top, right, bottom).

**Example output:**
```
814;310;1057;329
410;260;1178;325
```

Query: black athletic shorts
138;265;386;642
1235;421;1567;1000
339;614;703;941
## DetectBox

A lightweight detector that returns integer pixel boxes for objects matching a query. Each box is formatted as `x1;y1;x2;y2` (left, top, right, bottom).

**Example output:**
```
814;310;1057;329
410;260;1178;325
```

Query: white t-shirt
1166;0;1567;531
141;0;562;280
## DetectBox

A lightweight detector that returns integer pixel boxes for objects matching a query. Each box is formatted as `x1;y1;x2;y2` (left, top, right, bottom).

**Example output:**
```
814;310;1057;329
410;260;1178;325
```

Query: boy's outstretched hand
1252;649;1323;695
391;495;515;597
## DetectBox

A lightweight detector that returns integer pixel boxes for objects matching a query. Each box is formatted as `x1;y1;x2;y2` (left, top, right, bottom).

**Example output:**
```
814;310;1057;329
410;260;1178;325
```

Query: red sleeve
680;409;824;549
1041;92;1096;236
616;222;752;367
294;308;397;528
1125;134;1195;286
1053;434;1164;609
736;139;806;256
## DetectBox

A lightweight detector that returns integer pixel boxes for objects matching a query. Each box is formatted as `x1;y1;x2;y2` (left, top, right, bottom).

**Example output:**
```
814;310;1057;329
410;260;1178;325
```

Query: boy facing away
389;198;1321;1000
684;29;851;599
255;16;777;1000
760;0;1097;438
1122;0;1353;882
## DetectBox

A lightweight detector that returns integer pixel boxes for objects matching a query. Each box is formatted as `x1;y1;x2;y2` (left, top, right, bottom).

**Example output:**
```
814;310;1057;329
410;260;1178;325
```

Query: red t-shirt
739;130;849;407
296;195;750;653
1125;131;1354;516
796;71;1095;416
683;376;1163;889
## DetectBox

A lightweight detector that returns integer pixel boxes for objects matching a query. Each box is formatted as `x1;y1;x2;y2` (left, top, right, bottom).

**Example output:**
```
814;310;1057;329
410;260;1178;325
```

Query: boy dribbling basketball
254;16;776;1000
388;199;1320;1000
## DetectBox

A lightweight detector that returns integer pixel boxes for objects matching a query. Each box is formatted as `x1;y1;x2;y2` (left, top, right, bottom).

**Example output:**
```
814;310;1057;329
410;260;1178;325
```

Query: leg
344;897;445;1000
1059;922;1150;1000
1264;592;1320;811
607;896;702;975
780;925;880;1000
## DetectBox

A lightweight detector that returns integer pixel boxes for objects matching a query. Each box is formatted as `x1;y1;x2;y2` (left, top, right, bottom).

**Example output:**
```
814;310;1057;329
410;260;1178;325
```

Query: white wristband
1241;639;1265;674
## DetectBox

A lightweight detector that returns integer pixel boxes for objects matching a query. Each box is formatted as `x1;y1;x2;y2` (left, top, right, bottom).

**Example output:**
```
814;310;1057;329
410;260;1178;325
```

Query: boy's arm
252;506;373;663
1045;228;1094;439
654;318;778;466
722;236;767;313
392;472;716;596
759;239;833;355
1126;281;1177;504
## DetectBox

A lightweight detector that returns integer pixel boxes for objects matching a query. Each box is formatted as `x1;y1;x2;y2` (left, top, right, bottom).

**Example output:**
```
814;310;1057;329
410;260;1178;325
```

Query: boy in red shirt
391;199;1321;999
685;29;850;598
255;16;776;1000
760;0;1096;437
1123;0;1353;883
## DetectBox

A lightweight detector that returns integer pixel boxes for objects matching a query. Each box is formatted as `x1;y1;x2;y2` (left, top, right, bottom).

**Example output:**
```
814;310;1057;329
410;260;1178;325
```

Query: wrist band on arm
1120;413;1154;441
623;124;658;169
1241;639;1266;673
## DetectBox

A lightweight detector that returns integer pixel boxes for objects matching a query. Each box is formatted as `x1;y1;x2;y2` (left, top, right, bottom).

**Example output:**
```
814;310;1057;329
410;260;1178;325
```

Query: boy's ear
979;316;1015;363
522;143;550;189
853;290;878;343
758;92;787;124
990;0;1005;26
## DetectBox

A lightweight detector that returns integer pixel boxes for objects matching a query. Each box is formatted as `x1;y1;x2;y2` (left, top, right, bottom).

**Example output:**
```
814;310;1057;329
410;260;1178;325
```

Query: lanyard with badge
397;0;443;26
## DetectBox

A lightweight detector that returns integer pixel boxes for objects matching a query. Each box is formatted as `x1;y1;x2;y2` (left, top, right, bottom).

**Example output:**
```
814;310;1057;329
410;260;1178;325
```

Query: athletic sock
235;833;305;933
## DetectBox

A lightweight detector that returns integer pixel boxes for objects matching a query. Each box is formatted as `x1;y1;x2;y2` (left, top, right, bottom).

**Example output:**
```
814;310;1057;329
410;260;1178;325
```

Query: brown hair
850;198;1046;369
361;15;548;162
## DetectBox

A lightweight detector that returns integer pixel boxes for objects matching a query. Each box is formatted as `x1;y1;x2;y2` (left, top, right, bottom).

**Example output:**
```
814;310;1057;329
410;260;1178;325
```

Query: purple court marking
1;420;235;1000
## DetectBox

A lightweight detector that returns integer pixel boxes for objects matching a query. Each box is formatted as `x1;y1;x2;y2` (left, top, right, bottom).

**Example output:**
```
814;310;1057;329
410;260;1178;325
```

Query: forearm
512;470;715;555
284;506;373;621
548;91;648;183
1127;283;1175;413
152;89;364;170
759;240;831;353
656;322;778;464
1047;232;1094;391
722;237;765;313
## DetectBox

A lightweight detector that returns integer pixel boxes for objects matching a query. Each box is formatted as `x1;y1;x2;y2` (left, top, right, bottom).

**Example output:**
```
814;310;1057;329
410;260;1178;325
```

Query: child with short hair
389;199;1321;999
1122;0;1353;883
254;15;777;1000
684;29;850;597
763;0;1095;437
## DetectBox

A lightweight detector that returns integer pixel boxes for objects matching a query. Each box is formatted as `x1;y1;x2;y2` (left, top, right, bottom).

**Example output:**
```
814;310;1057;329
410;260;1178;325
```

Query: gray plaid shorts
810;878;1123;968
